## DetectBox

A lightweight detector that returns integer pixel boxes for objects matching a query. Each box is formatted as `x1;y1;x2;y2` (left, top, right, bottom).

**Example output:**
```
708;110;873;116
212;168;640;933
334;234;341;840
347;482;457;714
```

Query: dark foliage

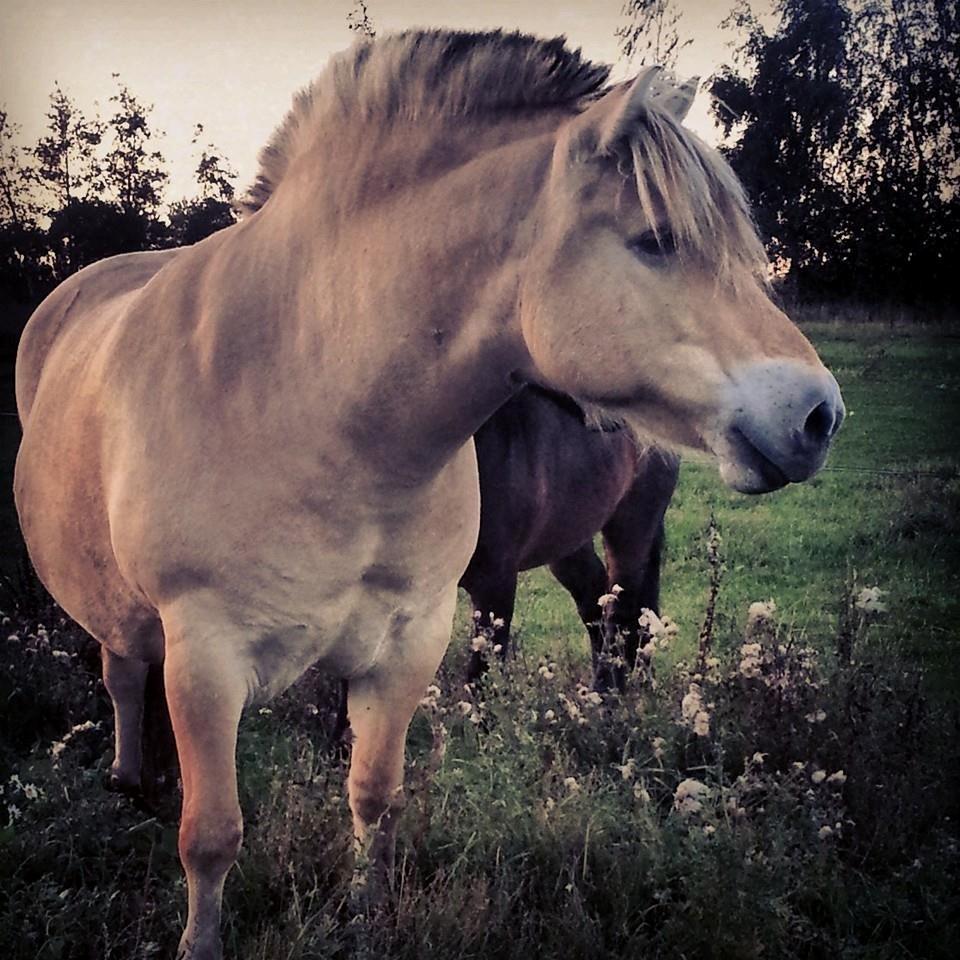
712;0;959;306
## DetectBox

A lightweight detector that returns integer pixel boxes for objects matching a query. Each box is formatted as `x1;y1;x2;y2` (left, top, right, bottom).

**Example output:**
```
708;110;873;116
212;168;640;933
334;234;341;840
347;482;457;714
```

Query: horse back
16;249;180;420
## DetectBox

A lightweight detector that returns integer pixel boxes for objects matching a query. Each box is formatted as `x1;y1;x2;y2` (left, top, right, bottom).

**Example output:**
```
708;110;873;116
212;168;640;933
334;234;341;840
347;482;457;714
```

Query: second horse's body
463;386;678;688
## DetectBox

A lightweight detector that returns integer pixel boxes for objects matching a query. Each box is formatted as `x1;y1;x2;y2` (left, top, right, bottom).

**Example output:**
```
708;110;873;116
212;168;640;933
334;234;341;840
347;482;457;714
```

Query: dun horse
462;385;679;689
15;31;843;959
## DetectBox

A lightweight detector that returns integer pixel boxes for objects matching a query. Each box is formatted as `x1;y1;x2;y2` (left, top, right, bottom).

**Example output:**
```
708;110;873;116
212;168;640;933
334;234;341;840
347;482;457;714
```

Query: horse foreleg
549;542;614;688
101;646;149;794
462;568;517;682
346;588;455;906
602;449;679;680
161;609;247;960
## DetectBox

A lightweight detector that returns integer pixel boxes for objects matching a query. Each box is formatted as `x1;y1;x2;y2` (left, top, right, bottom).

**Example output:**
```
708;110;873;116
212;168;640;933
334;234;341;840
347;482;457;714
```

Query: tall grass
1;322;958;958
1;560;956;959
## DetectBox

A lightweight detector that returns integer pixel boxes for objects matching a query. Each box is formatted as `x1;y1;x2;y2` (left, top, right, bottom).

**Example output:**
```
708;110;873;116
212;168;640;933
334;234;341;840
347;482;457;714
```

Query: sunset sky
0;1;769;204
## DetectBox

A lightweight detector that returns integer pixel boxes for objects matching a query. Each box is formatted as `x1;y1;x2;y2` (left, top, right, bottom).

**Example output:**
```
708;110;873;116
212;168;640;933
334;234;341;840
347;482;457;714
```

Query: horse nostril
803;400;836;443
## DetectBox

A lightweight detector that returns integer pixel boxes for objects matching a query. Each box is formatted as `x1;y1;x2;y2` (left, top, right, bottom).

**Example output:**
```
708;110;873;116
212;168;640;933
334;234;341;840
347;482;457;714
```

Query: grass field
1;320;958;958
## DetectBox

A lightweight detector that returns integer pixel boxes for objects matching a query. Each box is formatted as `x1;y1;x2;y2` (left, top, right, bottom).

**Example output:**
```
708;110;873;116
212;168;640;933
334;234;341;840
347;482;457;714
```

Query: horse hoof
104;768;141;796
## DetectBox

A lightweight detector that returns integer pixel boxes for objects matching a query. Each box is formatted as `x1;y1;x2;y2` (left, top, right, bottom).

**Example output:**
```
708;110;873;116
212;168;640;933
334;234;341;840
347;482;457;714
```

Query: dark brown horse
461;385;679;690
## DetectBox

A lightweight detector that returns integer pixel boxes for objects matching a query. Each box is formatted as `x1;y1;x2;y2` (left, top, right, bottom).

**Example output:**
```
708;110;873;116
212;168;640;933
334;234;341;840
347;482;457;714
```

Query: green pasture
1;319;958;959
492;321;960;692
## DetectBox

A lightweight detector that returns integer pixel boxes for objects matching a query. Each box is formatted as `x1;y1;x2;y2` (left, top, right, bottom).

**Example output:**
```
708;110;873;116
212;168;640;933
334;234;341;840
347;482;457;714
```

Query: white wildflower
674;778;710;816
615;758;637;780
611;583;624;596
544;709;556;723
492;617;505;630
597;593;618;607
633;782;651;802
564;776;581;794
419;684;441;710
471;635;488;653
51;650;70;660
811;769;827;784
827;770;847;786
681;683;712;737
818;825;834;839
457;700;474;716
692;711;711;737
559;693;584;723
638;608;676;648
703;824;716;836
739;642;763;679
804;709;827;724
49;720;100;764
21;783;40;801
751;752;767;766
537;663;555;680
258;707;272;716
651;736;666;761
681;683;703;723
854;586;886;613
746;600;777;633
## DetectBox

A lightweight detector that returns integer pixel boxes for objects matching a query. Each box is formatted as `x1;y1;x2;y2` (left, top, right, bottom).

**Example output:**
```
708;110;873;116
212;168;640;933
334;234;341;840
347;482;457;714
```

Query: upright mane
240;29;610;214
240;29;767;285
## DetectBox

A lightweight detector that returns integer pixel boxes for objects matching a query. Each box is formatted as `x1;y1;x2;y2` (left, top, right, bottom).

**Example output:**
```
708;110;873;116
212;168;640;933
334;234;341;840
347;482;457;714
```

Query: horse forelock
238;29;610;215
617;111;769;287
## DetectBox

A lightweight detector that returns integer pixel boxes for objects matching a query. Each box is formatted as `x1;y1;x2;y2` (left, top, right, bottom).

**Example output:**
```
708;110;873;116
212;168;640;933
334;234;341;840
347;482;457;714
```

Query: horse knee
179;814;243;879
349;773;404;831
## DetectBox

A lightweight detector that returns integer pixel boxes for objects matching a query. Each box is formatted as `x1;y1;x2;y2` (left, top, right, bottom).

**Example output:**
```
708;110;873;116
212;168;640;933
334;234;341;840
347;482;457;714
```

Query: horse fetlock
105;761;141;795
176;926;223;960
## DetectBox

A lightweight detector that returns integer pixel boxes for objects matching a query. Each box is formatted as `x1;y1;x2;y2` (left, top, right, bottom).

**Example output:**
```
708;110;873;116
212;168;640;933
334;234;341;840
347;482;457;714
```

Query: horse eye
627;230;676;259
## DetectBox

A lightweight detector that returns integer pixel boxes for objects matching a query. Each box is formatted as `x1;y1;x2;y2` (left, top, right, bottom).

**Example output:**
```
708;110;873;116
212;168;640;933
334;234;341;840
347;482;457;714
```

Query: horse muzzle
713;360;845;494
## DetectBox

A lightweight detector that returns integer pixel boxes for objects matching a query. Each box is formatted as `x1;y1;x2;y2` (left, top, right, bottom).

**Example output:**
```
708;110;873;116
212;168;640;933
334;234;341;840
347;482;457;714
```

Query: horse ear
564;67;699;158
571;67;662;153
653;75;699;123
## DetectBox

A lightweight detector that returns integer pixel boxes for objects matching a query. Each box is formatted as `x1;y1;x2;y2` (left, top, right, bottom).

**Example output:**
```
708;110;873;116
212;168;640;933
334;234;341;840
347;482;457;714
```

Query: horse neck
240;116;560;481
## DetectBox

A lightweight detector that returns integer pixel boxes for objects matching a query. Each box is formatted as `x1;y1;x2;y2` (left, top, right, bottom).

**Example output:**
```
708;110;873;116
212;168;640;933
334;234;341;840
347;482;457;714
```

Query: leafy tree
32;84;103;209
617;0;691;70
0;110;40;229
102;76;168;219
0;110;51;303
47;197;151;270
711;0;855;298
165;124;237;247
347;0;376;40
711;0;958;305
844;0;959;303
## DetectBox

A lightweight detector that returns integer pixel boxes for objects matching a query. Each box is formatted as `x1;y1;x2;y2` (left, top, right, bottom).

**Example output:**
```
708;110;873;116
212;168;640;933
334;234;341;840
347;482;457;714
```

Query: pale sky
0;0;759;204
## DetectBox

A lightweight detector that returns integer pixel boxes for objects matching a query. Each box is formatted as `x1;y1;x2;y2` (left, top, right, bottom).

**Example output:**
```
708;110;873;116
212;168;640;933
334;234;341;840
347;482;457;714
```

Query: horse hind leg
101;647;149;795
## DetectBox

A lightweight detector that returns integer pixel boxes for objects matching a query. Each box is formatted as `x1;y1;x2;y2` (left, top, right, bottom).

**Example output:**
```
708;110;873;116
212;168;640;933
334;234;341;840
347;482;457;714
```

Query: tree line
0;76;237;304
709;0;957;306
2;0;957;313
